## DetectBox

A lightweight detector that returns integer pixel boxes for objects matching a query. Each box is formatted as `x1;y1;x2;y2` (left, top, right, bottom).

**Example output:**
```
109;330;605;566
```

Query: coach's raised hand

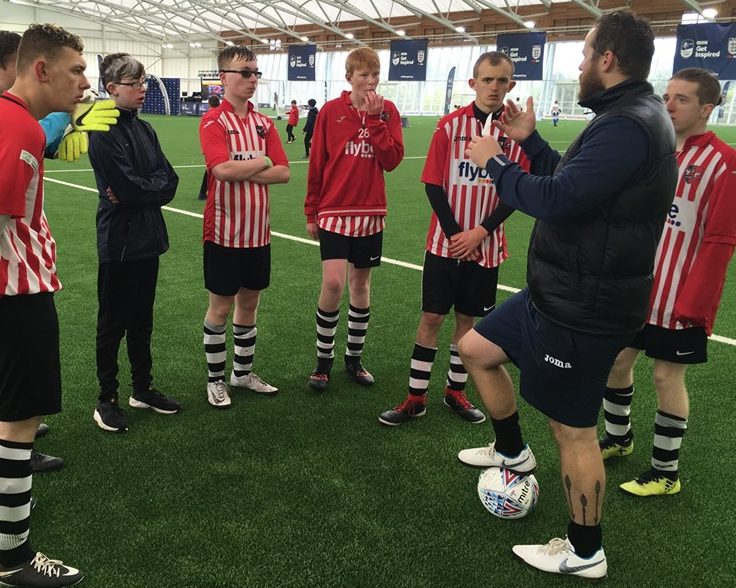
494;96;536;143
465;135;502;169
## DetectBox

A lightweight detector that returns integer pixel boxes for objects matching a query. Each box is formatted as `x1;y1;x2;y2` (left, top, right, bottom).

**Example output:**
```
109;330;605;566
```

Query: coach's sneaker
599;435;633;460
93;400;128;432
0;552;84;587
129;388;181;414
378;396;427;426
207;381;232;409
230;372;278;395
619;468;681;497
512;537;607;580
443;390;486;424
308;358;333;391
345;358;374;386
30;450;64;474
458;442;537;472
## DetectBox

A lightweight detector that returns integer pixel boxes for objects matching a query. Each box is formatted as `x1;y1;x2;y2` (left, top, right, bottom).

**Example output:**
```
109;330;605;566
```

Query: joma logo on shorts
544;354;572;369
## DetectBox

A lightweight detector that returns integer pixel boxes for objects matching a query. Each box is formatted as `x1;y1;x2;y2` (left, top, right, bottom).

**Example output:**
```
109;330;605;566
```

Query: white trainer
512;537;607;580
457;442;536;472
207;381;232;408
230;372;278;395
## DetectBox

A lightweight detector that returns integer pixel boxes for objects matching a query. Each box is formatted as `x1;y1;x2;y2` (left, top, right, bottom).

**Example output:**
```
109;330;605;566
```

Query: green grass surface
36;116;736;587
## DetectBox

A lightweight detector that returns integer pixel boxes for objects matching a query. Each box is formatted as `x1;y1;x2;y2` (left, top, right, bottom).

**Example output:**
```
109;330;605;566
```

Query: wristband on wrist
263;156;273;169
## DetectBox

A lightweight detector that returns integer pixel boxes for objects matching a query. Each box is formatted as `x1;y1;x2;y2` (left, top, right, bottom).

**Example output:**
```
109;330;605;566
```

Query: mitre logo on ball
477;467;539;519
680;39;694;59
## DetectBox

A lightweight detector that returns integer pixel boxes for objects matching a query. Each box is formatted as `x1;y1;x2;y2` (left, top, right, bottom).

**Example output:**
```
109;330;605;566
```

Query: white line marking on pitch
43;176;736;347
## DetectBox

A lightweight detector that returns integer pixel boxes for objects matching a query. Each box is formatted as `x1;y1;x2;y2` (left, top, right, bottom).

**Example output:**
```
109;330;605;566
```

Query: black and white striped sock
603;386;634;442
445;343;468;392
408;343;437;397
316;308;339;359
233;324;256;377
651;410;687;477
346;305;369;358
203;320;227;383
0;439;34;567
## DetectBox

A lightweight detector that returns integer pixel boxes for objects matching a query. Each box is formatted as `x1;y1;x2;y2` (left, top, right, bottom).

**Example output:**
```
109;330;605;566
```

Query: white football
477;466;539;519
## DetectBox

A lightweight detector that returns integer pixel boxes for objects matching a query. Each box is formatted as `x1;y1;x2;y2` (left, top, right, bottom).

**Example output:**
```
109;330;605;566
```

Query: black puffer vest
528;80;677;334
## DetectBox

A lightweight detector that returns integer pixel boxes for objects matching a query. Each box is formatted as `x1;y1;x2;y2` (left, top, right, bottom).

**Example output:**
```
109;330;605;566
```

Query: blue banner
496;32;546;80
444;66;456;115
288;45;316;81
388;39;428;81
673;23;736;79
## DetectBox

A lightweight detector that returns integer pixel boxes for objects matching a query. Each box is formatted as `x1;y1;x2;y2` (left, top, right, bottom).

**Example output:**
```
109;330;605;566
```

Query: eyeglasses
116;80;148;90
219;69;263;79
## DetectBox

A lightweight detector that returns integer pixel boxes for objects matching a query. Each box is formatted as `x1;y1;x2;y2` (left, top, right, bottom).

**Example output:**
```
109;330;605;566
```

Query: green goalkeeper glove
72;99;120;132
57;130;88;162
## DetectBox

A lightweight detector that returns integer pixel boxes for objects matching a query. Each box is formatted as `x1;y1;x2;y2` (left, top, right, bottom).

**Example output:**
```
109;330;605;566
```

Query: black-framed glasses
220;69;263;79
116;80;148;90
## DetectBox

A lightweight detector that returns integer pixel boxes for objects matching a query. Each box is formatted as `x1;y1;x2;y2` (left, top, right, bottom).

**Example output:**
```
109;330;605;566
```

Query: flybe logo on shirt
344;140;374;159
455;160;492;185
667;197;696;232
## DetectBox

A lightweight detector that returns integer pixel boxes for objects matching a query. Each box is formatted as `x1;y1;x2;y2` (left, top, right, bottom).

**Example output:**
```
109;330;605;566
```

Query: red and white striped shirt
421;103;529;269
200;99;288;248
649;131;736;330
0;93;61;297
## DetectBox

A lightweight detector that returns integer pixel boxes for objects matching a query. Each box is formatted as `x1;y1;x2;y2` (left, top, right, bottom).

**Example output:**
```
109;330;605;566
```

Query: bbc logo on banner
673;23;736;79
388;39;428;81
288;45;316;81
496;32;546;80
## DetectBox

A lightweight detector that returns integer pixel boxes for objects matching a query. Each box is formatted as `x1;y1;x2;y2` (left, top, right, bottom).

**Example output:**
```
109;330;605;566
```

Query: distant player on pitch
600;67;736;496
379;51;529;426
304;47;404;391
200;46;290;408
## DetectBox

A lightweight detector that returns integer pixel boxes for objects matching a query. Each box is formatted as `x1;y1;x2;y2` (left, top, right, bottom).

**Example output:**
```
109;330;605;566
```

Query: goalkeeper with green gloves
1;30;119;161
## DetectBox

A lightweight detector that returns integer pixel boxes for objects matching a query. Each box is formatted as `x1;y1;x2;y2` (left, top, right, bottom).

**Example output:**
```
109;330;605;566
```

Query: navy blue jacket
485;80;677;334
89;108;178;263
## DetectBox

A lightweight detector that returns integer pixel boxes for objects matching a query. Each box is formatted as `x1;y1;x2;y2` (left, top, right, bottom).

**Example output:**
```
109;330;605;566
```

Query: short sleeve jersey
199;99;289;249
421;103;529;268
0;93;61;297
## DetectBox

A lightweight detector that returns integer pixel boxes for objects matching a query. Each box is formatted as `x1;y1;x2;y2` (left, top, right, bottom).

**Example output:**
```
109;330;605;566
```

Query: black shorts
474;288;631;428
319;229;382;269
0;293;62;420
629;324;707;364
422;251;498;317
203;241;271;296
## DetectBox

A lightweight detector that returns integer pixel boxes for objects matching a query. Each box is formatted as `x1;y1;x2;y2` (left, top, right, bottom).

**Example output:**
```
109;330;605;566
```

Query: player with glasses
115;79;148;90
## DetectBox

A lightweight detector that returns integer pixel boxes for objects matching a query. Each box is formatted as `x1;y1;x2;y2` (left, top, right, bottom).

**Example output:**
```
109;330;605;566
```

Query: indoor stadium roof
5;0;717;46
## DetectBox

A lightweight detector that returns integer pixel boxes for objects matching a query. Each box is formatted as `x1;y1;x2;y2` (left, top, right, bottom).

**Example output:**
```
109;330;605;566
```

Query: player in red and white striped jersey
602;68;736;496
199;46;290;408
304;47;404;391
379;51;530;426
0;23;88;585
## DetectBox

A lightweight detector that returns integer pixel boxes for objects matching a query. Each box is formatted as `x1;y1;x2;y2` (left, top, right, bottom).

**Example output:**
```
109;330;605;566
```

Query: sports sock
651;410;687;479
0;440;34;567
408;343;437;399
232;323;256;377
316;307;339;359
603;385;634;442
203;320;226;383
445;343;468;393
567;520;602;559
345;304;369;358
491;411;524;457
